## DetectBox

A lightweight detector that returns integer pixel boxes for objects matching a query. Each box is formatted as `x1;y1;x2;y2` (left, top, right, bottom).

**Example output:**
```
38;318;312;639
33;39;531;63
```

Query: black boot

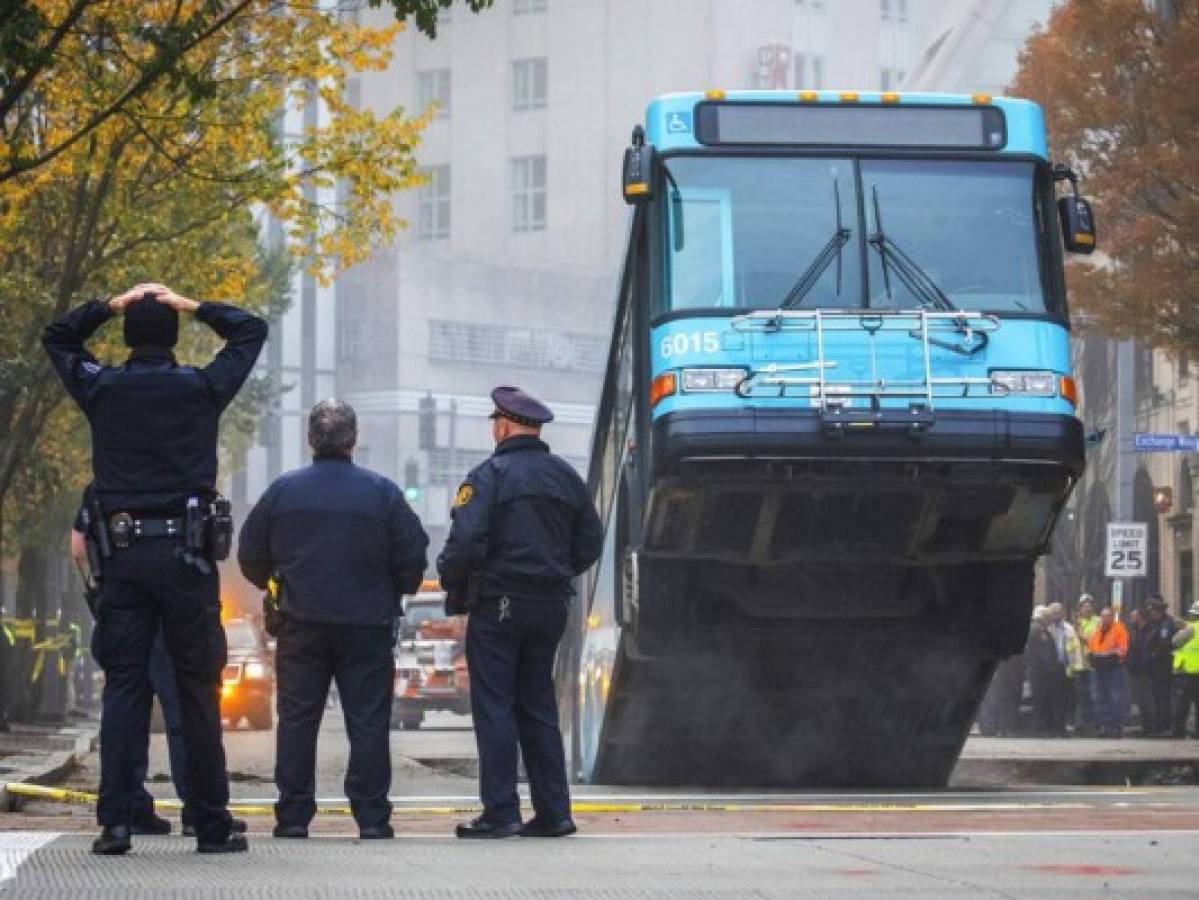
196;832;249;854
185;817;246;837
455;816;521;839
520;817;578;838
92;825;132;856
130;812;172;835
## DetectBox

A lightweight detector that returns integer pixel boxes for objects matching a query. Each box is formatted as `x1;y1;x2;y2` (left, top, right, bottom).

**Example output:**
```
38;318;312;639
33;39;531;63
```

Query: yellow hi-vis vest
1175;624;1199;675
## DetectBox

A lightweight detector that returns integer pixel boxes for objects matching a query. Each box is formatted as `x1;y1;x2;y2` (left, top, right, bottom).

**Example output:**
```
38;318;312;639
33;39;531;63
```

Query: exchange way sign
1135;432;1199;452
1105;522;1148;577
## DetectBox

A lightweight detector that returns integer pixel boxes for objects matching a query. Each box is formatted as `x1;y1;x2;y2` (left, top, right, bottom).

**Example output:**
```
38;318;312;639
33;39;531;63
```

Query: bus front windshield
659;156;1056;316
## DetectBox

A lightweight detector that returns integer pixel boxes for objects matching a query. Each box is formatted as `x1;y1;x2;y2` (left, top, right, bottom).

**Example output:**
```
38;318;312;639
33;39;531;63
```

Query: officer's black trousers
130;630;191;825
467;598;570;825
274;617;393;830
92;539;232;843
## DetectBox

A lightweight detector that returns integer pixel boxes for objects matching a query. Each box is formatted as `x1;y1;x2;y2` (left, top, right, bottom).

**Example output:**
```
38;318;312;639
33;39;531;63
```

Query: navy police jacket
437;434;603;603
42;299;267;515
238;458;429;627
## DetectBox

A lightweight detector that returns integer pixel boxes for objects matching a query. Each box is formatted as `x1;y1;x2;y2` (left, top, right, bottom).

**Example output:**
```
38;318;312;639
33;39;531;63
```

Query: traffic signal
418;392;436;450
403;458;421;503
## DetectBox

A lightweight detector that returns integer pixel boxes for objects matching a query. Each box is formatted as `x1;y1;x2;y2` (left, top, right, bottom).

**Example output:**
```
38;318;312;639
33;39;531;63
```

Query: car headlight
990;370;1057;397
244;661;267;680
680;368;748;393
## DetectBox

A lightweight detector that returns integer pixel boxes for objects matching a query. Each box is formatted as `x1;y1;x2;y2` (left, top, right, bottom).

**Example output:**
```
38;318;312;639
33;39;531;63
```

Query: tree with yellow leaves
0;0;492;597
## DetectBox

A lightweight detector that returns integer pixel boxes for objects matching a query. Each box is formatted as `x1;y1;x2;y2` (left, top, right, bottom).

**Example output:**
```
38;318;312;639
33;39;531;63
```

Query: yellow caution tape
5;782;1107;817
28;636;72;683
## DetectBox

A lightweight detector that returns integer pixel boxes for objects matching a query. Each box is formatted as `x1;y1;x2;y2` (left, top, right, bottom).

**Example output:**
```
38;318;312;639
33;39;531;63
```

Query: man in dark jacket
43;283;266;855
238;399;428;840
438;386;603;840
1143;597;1179;735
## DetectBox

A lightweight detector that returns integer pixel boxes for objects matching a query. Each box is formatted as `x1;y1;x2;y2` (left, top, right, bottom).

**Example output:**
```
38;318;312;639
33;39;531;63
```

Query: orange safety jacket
1087;620;1129;658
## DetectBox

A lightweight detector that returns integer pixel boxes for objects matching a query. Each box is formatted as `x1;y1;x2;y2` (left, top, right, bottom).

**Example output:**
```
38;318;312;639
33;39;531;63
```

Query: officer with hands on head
438;386;603;840
72;487;247;840
238;400;429;841
43;283;267;855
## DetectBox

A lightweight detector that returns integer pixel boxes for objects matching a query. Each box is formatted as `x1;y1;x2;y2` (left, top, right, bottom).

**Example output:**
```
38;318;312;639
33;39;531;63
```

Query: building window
428;319;607;372
513;0;547;13
416;69;451;118
338;320;362;361
881;69;891;91
897;0;908;23
811;56;824;89
511;155;547;232
793;53;806;88
417;165;451;240
512;57;547;111
1179;350;1190;381
880;0;891;20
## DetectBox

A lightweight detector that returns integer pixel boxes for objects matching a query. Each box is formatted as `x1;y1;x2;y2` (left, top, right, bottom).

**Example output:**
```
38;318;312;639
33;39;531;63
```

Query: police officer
71;497;227;839
438;386;602;839
238;400;429;840
43;283;266;855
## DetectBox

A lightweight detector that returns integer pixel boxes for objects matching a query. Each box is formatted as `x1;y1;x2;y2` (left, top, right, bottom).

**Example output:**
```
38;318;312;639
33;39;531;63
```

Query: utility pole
1112;338;1136;613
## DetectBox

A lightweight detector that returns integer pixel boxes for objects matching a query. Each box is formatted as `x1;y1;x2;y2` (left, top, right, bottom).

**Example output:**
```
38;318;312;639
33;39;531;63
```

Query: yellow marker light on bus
881;92;901;104
624;182;649;197
797;91;819;102
1059;376;1079;408
650;372;678;408
705;89;726;100
972;93;993;104
839;92;860;102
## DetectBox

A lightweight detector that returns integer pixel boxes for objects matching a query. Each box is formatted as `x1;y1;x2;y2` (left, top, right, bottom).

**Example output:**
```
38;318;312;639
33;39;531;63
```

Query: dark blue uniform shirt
237;459;429;627
437;434;603;602
42;299;268;515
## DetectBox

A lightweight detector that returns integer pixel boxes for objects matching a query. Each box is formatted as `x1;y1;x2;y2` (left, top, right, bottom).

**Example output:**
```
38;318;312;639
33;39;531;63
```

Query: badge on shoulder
453;483;474;508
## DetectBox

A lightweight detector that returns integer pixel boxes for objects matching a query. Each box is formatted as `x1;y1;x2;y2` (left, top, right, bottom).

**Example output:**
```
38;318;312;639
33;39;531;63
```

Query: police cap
489;385;553;427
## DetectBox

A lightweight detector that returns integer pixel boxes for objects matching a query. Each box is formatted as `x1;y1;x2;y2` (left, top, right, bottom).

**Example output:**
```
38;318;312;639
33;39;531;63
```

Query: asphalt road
5;708;1199;895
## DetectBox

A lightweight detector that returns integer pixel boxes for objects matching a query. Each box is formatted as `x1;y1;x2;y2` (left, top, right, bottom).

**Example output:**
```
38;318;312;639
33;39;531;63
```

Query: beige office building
241;0;1058;552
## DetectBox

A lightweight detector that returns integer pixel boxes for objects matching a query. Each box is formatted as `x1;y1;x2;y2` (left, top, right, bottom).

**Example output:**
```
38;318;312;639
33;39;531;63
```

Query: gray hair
308;399;357;458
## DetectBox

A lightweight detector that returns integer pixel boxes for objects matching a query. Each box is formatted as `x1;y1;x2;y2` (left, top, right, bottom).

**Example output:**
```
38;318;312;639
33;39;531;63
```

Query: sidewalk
954;735;1199;785
0;717;99;810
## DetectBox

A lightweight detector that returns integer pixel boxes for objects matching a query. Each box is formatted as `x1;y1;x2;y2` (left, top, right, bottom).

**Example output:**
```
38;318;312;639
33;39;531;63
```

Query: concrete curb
0;721;99;812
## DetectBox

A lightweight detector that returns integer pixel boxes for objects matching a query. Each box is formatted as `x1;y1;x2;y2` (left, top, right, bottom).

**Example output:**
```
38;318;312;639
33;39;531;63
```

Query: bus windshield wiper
780;180;850;309
866;186;987;355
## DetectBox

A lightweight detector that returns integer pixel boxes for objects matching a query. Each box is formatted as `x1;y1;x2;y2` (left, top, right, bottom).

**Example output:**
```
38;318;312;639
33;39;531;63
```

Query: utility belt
82;494;232;579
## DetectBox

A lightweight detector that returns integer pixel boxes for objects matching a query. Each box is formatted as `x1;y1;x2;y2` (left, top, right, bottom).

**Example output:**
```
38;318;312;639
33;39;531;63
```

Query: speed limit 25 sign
1105;523;1148;577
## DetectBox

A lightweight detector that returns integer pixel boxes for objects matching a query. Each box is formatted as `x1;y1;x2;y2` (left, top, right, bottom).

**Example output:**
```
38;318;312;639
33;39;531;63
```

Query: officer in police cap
43;283;266;855
439;386;602;838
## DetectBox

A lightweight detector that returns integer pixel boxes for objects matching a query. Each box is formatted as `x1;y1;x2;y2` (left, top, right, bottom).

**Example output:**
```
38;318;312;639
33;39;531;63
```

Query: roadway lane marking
0;833;58;888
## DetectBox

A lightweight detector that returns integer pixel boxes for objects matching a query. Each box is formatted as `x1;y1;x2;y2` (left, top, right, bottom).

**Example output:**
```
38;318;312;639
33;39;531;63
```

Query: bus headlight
681;368;748;393
990;370;1057;397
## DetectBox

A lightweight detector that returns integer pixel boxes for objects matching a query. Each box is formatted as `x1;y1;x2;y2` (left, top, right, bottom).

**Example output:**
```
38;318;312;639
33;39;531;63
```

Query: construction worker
1087;606;1129;738
1170;603;1199;739
1071;594;1101;734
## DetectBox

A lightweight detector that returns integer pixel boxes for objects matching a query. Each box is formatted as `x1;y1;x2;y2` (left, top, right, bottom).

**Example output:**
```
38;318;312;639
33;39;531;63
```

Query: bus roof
644;91;1047;159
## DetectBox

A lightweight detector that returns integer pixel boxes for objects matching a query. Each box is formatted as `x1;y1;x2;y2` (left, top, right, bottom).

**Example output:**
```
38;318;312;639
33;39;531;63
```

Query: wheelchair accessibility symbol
666;111;692;134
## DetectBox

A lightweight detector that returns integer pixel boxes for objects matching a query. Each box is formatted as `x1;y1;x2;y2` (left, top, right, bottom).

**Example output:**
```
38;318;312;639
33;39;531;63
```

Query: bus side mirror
1058;195;1096;255
622;125;655;205
1052;163;1096;255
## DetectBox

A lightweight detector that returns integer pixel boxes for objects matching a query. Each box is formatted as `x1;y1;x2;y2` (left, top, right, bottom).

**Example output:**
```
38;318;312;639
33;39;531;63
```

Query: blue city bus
560;90;1097;787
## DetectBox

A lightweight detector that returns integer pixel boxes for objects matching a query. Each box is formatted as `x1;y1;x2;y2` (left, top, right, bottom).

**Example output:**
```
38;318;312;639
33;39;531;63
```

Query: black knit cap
123;294;179;349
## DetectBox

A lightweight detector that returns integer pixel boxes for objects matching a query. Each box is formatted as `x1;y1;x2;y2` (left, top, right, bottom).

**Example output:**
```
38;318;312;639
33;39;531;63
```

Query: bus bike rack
727;309;1003;434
